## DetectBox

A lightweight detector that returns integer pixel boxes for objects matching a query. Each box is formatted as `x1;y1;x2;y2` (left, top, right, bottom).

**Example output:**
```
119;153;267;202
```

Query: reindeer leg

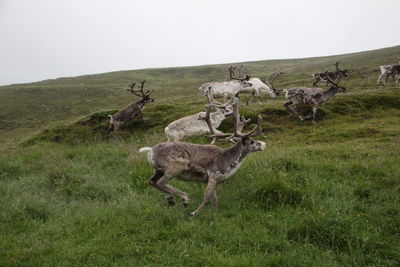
210;189;218;211
246;92;256;105
150;167;190;207
138;110;144;123
284;101;294;117
148;170;175;206
285;101;303;119
312;106;318;123
377;74;383;84
190;177;217;216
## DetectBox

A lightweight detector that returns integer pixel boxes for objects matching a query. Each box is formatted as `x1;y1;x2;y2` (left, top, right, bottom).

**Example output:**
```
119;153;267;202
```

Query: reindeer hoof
167;196;176;206
182;196;189;207
189;211;196;216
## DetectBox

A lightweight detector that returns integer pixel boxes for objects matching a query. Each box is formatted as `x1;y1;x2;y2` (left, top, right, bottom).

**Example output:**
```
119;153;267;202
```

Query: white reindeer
165;91;234;144
377;64;400;84
199;66;277;104
140;98;265;216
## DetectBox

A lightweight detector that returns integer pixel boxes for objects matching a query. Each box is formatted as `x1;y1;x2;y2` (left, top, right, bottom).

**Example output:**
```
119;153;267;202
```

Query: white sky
0;0;399;85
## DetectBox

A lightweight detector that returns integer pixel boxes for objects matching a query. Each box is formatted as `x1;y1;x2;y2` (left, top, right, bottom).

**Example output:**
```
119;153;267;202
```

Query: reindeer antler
228;65;250;81
205;88;235;109
264;72;284;94
325;71;339;86
127;80;153;98
199;96;263;142
333;60;340;70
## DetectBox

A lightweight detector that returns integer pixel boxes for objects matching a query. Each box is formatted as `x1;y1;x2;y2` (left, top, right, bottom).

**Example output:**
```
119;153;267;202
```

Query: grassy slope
1;46;400;266
1;45;399;140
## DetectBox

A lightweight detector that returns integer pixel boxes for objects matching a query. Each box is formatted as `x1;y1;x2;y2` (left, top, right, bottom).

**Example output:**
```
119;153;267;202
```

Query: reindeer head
128;81;154;103
261;72;284;98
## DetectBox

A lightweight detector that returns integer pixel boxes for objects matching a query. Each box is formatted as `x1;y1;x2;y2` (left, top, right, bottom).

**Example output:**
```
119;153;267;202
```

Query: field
0;46;399;266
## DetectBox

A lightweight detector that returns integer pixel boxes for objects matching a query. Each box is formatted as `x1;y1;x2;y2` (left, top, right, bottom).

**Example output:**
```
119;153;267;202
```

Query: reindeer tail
139;147;152;153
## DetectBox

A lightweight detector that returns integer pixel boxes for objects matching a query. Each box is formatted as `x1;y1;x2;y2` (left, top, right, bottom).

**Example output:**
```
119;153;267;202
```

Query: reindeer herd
108;60;399;216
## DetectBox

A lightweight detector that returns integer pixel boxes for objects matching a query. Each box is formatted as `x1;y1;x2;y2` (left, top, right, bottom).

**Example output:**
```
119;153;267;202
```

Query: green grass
1;45;400;266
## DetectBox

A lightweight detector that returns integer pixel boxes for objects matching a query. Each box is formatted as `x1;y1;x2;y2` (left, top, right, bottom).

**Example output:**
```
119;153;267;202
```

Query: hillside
0;46;400;266
1;45;400;141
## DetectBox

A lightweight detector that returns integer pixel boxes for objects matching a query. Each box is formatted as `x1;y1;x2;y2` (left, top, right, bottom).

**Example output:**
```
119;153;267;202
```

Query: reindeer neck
210;110;224;127
322;87;339;102
223;141;245;163
134;99;147;108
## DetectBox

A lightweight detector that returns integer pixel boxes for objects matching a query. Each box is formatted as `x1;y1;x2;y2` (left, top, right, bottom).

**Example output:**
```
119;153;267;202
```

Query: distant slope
1;45;399;140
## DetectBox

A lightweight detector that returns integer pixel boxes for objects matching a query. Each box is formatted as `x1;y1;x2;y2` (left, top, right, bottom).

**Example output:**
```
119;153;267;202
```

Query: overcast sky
0;0;399;85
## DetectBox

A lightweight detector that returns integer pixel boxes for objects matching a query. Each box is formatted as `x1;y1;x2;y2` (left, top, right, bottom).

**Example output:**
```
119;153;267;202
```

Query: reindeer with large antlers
139;97;265;216
312;61;348;87
108;81;154;132
199;65;277;103
164;89;234;144
284;72;346;123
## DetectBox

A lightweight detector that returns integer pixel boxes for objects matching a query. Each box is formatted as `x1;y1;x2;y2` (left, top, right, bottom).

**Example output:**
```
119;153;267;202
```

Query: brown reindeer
108;81;154;132
284;72;346;123
139;97;265;216
312;61;348;87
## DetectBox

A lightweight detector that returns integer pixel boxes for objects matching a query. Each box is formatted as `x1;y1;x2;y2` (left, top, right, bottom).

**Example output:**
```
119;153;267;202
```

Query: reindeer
377;64;400;84
238;71;284;104
284;72;346;123
199;65;277;104
164;90;234;144
139;97;266;216
312;61;348;87
108;81;154;132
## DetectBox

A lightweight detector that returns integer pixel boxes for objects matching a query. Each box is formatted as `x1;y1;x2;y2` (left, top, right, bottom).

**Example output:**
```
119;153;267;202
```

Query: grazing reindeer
284;72;346;123
261;72;284;96
312;61;348;87
139;98;266;216
164;89;234;144
199;65;277;103
377;64;400;84
238;71;283;104
108;81;154;132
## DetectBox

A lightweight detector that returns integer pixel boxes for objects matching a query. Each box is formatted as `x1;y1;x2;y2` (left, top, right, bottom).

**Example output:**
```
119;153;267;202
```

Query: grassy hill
1;45;400;140
0;46;400;266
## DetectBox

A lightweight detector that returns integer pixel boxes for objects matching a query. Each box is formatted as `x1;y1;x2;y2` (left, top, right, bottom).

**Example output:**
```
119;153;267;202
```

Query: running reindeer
139;97;266;216
164;89;234;144
284;72;346;123
312;61;348;87
199;65;277;104
108;81;154;132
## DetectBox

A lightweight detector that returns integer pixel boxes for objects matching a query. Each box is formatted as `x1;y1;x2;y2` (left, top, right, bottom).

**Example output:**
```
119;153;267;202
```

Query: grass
0;45;400;266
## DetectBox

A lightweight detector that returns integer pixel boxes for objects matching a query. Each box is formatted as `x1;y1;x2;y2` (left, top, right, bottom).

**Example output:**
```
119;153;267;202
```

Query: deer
139;97;266;216
199;65;277;104
108;81;154;132
164;89;234;144
377;64;400;84
312;61;348;87
238;70;284;104
283;72;346;123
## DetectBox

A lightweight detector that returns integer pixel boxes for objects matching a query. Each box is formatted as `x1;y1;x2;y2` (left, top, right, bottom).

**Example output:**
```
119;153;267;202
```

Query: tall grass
1;46;400;266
